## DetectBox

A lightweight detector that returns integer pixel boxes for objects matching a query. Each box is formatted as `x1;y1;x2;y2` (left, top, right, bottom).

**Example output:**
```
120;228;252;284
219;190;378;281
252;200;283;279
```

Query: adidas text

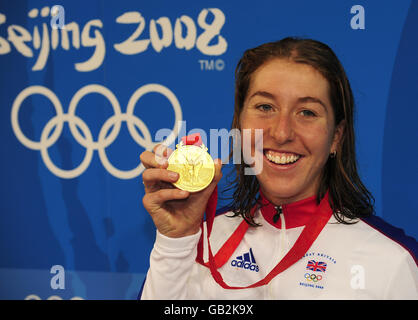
230;259;259;272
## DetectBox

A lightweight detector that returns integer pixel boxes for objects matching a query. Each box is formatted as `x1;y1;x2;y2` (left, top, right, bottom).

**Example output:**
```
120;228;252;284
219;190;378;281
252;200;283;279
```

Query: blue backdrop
0;0;416;299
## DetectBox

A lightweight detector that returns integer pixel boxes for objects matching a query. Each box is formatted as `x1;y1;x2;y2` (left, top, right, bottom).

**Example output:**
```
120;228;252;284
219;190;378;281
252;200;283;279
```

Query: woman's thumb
212;158;223;184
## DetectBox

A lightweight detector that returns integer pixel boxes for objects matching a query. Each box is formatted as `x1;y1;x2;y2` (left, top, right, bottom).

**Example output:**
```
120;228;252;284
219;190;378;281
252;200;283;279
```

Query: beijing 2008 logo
11;84;182;179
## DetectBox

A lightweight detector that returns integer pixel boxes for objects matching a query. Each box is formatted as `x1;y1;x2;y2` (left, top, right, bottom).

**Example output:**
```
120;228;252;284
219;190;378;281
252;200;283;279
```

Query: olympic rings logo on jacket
11;84;182;179
304;273;323;282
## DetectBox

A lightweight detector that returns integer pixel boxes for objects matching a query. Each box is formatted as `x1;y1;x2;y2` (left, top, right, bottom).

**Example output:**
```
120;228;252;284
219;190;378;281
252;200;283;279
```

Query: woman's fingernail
168;171;178;180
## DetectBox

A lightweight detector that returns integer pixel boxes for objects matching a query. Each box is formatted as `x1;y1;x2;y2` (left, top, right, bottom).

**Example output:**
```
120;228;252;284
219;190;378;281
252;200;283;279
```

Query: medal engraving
167;142;215;192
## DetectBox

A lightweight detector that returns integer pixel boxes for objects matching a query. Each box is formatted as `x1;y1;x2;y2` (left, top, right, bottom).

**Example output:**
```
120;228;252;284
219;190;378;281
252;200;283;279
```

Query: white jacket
140;195;417;300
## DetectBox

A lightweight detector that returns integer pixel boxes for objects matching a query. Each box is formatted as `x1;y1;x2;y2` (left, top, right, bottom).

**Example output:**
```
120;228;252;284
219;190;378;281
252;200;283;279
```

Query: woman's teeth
265;151;301;165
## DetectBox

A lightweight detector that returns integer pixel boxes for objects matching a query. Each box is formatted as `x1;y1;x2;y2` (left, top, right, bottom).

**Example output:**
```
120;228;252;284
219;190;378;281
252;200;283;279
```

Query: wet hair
226;37;375;225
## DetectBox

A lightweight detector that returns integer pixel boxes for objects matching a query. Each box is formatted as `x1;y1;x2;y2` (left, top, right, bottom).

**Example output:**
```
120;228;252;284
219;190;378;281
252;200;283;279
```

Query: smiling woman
230;38;373;226
139;37;417;300
241;59;341;206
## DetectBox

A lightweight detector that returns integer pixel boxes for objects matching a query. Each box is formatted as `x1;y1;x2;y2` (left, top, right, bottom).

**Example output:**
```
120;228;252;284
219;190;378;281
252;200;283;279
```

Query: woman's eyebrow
248;91;275;100
249;91;327;110
298;96;327;112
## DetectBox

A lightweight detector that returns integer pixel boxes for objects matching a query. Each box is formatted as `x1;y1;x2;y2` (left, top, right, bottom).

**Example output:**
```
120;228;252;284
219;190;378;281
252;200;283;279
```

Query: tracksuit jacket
140;193;418;299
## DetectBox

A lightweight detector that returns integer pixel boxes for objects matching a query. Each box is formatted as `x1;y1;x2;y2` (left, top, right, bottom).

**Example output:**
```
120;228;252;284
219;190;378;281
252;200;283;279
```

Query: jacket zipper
273;205;283;224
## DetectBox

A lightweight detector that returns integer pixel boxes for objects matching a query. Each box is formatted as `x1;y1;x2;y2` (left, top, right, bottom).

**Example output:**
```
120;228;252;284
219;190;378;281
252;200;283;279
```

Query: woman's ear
331;119;346;153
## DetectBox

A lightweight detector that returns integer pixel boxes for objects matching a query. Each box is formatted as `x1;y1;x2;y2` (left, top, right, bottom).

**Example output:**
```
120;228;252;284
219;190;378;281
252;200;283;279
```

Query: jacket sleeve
140;229;201;300
383;251;418;299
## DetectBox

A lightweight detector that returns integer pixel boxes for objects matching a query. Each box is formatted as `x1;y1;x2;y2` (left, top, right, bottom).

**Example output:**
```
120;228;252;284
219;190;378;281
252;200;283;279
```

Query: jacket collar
258;190;328;229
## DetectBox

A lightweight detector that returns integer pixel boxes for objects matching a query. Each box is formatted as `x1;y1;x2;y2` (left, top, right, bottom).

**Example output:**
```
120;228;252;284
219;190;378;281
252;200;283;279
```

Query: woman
139;38;417;299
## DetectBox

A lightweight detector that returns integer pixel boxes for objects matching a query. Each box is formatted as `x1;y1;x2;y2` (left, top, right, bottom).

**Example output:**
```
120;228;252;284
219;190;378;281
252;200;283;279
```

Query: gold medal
167;138;215;193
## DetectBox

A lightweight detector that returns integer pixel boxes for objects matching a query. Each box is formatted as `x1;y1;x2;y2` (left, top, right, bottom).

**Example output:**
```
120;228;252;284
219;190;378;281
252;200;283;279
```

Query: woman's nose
270;112;295;144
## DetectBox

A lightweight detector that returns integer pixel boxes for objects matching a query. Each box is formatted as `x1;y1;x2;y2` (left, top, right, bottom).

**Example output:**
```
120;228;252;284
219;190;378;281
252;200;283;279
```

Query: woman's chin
258;180;314;204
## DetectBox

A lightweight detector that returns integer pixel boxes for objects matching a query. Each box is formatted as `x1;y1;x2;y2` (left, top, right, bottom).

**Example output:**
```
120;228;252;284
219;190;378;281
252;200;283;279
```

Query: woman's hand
140;144;223;238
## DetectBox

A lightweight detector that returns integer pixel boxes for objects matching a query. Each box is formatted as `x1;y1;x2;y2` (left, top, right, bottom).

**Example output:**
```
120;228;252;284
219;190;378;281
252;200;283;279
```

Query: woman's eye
256;104;272;112
300;109;316;117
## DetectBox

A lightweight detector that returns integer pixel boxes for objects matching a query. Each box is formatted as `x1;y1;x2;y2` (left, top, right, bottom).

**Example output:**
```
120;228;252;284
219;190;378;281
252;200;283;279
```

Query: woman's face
239;58;344;205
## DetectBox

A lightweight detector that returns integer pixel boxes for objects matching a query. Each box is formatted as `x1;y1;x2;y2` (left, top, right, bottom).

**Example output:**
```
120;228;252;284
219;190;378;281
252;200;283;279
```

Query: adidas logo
230;248;259;272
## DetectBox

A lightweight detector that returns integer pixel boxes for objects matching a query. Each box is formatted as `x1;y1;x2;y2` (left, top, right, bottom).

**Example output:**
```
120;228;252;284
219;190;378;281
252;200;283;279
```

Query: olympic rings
304;273;323;282
11;84;183;179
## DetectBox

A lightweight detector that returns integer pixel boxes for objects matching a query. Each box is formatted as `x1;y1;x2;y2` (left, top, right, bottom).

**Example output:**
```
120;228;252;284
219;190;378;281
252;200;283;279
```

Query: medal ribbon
181;133;202;146
196;188;333;289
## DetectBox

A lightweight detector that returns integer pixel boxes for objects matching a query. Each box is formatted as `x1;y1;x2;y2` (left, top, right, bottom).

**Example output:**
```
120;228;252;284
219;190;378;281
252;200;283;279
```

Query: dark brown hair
226;37;374;225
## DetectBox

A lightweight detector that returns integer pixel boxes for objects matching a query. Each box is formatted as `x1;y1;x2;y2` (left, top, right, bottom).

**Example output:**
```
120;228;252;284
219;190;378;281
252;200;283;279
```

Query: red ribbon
196;188;333;289
181;133;202;146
